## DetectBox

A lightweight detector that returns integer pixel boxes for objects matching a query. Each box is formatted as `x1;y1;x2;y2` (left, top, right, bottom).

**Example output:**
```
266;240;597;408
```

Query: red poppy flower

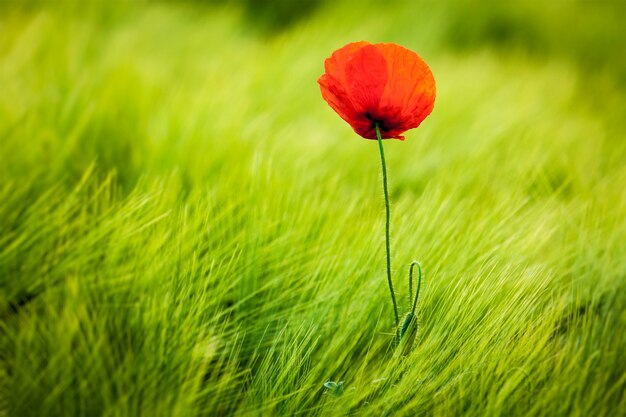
318;41;436;140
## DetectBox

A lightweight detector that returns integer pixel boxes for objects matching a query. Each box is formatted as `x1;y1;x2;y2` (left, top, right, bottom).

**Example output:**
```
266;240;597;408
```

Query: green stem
409;261;422;315
375;124;399;332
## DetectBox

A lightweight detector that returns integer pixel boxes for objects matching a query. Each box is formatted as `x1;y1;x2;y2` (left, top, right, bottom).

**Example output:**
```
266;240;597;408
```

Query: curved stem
409;263;413;307
409;261;422;315
375;124;399;331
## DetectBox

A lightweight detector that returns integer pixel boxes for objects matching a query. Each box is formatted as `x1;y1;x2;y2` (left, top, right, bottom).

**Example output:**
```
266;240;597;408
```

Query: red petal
344;44;387;117
323;41;370;86
318;42;373;137
318;73;371;135
376;43;436;132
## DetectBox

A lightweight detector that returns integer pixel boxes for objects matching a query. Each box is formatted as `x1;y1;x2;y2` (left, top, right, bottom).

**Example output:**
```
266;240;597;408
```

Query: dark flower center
365;113;387;131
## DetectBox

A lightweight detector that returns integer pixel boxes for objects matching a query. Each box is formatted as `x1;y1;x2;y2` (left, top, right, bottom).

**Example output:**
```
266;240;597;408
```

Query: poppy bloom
318;42;434;347
318;41;436;140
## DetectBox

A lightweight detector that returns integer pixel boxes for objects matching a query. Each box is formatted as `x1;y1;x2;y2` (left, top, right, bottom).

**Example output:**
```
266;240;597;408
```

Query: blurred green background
1;1;625;416
2;0;625;186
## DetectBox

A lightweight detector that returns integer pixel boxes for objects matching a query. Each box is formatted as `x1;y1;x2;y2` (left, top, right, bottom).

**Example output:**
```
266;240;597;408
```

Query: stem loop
409;261;422;315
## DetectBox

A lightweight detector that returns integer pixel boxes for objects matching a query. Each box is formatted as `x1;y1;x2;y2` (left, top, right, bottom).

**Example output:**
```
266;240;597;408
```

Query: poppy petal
318;41;379;138
344;44;388;117
323;41;370;83
376;43;436;131
318;73;371;135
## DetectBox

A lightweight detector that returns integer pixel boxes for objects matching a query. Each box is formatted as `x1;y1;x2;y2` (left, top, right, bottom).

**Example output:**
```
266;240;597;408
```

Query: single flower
318;42;434;346
318;41;436;140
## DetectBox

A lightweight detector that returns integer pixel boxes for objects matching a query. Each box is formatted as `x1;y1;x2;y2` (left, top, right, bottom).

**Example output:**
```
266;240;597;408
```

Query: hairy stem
375;124;399;332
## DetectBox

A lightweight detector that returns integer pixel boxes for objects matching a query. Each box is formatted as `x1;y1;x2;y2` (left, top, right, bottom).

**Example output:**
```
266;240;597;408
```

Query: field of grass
1;1;626;416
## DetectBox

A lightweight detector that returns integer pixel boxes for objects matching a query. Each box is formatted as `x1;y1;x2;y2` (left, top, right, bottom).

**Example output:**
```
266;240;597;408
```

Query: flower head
318;41;436;140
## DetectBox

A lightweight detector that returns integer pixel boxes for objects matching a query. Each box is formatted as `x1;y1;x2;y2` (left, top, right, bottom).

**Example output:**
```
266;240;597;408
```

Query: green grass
1;1;626;416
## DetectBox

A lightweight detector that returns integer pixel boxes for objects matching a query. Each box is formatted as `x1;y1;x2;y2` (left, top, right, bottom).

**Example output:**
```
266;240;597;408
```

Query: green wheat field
1;1;626;416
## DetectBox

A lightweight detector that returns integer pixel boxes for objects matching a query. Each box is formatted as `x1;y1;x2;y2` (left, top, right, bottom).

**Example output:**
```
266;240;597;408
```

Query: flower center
365;113;387;131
